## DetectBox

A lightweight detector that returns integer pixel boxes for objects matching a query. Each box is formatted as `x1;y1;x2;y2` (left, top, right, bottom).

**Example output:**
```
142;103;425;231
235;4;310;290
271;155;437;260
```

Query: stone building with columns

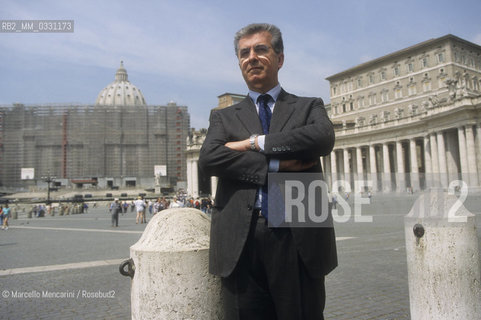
186;35;481;197
186;128;207;198
324;34;481;193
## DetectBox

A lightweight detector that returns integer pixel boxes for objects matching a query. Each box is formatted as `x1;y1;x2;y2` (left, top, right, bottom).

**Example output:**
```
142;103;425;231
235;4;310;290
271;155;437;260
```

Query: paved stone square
1;193;480;319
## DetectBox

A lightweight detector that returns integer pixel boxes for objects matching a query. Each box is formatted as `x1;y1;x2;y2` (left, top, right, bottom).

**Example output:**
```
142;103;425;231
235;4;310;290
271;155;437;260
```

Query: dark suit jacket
199;89;337;278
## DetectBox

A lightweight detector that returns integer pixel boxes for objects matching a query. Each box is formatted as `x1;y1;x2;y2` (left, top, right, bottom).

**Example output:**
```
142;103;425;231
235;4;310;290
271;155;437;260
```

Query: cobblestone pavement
1;193;480;319
1;205;143;320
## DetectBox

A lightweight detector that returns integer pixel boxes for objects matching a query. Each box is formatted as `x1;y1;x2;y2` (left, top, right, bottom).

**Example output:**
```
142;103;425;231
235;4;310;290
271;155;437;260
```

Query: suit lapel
234;97;263;135
269;89;296;133
233;90;296;135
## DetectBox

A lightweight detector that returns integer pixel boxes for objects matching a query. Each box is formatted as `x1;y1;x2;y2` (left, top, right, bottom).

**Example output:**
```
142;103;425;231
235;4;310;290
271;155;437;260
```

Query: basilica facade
0;62;190;190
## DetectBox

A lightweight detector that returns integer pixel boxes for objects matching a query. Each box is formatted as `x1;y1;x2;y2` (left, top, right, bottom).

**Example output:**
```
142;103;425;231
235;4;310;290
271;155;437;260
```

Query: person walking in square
2;204;11;230
134;196;146;224
110;198;121;227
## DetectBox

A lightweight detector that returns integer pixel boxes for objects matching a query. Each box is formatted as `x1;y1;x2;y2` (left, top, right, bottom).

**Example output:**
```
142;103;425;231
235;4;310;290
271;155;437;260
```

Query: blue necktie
258;94;272;135
257;94;271;219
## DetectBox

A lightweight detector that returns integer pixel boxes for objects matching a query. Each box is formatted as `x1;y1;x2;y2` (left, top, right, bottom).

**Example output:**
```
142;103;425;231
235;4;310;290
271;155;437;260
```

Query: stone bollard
123;208;222;320
404;188;481;320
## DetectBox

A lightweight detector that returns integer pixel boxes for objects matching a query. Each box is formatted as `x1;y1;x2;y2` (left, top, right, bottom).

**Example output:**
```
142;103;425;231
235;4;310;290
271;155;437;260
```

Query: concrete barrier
405;189;481;319
125;208;222;320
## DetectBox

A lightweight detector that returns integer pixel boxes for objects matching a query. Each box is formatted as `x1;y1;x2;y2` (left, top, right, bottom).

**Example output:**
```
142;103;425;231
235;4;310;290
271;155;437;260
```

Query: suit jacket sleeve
264;97;334;160
199;94;334;185
199;109;269;186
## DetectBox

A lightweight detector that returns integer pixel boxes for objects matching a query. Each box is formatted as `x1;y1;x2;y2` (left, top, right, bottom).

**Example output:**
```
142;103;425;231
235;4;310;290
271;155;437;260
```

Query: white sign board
21;168;35;180
154;165;167;176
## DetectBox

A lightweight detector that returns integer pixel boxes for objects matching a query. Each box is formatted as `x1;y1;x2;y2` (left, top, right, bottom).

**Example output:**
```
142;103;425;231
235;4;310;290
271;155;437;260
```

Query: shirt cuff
269;159;280;172
257;135;265;151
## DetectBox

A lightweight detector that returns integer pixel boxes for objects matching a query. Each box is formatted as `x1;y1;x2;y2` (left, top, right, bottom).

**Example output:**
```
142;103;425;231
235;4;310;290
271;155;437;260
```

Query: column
356;146;364;193
424;136;432;188
396;141;406;192
331;150;338;190
322;157;329;174
430;133;440;187
477;124;481;183
437;131;448;188
465;125;479;186
186;159;193;196
192;160;199;198
477;124;481;169
383;143;392;192
331;150;338;175
369;144;378;192
410;139;420;192
458;126;470;185
210;176;218;199
445;131;459;183
343;148;352;192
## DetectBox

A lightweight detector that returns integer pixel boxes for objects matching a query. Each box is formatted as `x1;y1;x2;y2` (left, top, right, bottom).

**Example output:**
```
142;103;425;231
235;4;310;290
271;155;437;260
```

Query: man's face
237;31;284;93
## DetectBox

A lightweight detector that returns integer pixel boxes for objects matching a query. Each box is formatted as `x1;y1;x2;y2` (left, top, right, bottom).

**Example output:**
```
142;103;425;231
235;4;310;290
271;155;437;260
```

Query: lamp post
42;173;56;205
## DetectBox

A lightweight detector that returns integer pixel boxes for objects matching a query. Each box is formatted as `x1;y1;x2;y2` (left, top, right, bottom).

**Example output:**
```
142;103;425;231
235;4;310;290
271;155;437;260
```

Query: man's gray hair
234;23;284;56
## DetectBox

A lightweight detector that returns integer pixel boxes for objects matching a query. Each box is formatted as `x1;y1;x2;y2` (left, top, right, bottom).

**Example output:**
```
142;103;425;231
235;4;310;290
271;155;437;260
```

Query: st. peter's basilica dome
95;61;146;106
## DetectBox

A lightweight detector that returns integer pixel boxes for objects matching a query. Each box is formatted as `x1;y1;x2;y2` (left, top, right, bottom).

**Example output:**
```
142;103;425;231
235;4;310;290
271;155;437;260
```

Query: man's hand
279;159;317;172
225;139;250;152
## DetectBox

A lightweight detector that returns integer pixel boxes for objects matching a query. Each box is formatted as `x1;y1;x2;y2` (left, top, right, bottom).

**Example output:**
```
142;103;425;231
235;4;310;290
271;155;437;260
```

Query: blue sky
1;0;480;129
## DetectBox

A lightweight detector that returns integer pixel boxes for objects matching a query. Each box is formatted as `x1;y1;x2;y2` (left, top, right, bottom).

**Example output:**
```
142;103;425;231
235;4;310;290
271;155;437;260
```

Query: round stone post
128;208;221;320
404;188;481;319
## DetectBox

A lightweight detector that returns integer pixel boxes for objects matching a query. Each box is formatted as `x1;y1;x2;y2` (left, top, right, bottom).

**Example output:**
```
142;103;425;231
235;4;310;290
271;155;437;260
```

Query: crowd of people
1;192;213;230
32;203;90;217
108;194;214;227
0;202;94;225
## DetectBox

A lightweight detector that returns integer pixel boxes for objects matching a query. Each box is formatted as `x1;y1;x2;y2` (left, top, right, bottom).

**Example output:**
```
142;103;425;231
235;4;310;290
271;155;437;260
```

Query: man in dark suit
199;23;337;320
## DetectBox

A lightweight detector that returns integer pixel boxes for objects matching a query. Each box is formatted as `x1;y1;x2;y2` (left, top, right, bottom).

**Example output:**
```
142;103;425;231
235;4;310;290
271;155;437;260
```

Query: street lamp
41;173;56;205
